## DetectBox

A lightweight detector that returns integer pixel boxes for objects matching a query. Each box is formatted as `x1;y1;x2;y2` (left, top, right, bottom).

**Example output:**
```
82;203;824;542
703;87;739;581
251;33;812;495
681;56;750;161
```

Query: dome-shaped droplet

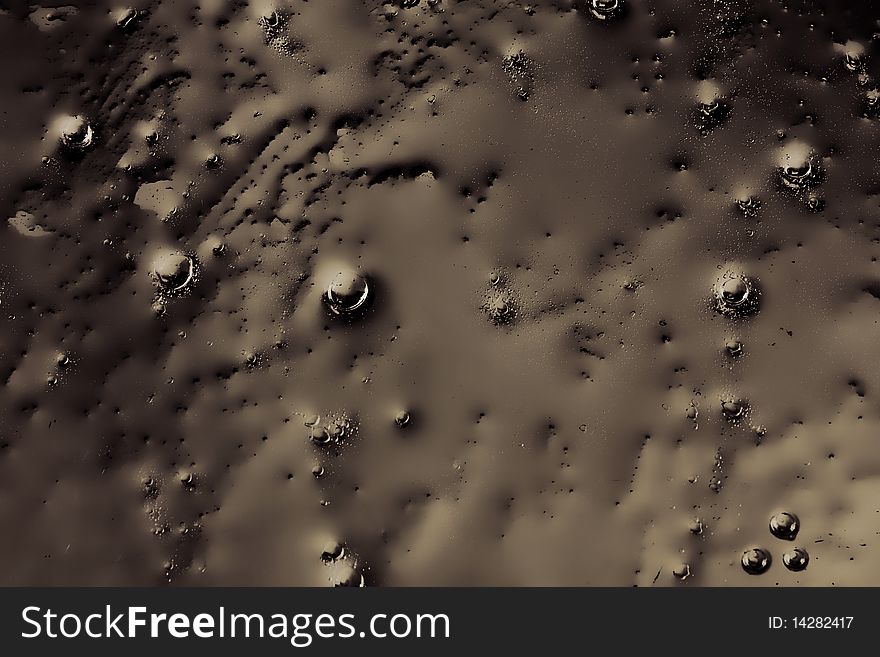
151;250;195;293
777;142;822;191
115;7;139;30
324;268;371;316
725;339;744;358
394;410;411;427
714;272;760;317
585;0;624;20
310;426;331;446
672;563;691;580
741;547;772;575
688;517;705;535
58;115;95;151
840;40;867;72
769;511;800;541
782;547;809;572
721;399;746;421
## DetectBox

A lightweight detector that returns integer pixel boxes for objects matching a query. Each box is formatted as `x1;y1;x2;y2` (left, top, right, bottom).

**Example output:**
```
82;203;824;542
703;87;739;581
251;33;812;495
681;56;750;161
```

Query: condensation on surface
1;0;880;586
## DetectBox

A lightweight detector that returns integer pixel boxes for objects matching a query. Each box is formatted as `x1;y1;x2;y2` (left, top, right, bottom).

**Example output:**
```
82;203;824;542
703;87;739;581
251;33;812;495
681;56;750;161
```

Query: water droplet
115;8;139;31
841;40;867;72
736;196;761;218
714;272;760;318
725;339;744;358
394;410;411;427
777;142;822;191
782;547;809;572
688;517;705;535
672;563;691;580
310;426;331;446
721;399;746;421
741;547;772;575
585;0;624;21
151;250;195;294
769;511;800;540
58;115;94;151
321;542;345;563
324;268;371;317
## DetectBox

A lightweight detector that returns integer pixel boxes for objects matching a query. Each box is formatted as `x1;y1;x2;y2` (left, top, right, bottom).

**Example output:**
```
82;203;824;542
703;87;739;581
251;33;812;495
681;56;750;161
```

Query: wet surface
1;0;880;586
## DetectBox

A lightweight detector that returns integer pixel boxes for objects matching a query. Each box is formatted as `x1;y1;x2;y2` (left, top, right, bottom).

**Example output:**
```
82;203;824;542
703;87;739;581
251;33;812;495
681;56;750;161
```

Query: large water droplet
151;250;195;294
721;399;747;421
714;272;760;317
324;268;371;316
769;511;800;540
777;142;822;191
58;115;95;151
741;547;772;575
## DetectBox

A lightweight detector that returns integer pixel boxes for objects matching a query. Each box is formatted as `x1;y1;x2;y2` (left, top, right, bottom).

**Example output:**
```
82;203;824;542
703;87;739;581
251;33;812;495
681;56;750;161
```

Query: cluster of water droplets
743;512;809;575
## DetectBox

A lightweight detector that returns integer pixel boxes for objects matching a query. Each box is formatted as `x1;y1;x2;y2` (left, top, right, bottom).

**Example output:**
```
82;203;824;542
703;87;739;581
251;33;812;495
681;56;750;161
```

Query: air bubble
769;511;799;541
741;547;772;575
782;547;809;572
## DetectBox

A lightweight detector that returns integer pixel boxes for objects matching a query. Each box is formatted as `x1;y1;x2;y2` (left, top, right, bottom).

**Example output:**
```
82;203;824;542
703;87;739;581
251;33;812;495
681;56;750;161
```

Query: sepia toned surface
1;0;880;586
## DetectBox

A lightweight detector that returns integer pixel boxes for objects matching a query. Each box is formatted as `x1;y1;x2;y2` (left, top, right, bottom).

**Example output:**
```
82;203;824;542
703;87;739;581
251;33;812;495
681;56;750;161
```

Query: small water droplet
394;410;411;427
